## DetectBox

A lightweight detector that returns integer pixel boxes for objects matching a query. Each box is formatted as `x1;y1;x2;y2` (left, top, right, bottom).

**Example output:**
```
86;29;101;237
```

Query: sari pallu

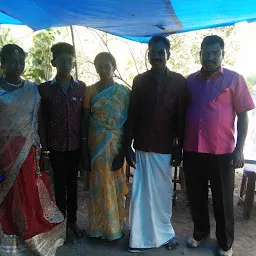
0;80;65;256
88;84;130;240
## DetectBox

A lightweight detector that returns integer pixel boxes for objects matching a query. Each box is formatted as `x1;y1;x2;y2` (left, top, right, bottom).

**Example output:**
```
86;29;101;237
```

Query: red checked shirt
38;77;85;152
184;67;255;154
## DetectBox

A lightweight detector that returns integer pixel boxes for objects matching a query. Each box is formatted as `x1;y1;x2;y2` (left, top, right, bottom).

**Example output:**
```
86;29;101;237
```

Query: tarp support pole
70;25;79;80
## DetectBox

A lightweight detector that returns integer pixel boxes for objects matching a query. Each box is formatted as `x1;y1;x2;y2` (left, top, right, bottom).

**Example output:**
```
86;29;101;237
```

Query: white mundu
129;151;175;249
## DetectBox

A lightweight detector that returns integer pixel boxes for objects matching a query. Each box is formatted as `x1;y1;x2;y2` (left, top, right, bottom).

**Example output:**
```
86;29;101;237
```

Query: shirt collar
166;68;173;78
197;66;224;80
149;68;172;78
50;76;78;87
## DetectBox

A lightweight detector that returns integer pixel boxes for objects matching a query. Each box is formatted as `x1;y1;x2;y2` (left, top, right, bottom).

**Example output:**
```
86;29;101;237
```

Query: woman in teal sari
82;52;130;240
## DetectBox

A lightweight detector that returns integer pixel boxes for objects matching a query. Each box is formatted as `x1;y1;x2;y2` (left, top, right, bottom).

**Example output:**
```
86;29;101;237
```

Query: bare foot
165;237;179;250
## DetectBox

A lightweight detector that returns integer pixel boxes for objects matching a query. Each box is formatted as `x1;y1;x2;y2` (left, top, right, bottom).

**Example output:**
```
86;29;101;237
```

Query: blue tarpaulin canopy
1;0;256;42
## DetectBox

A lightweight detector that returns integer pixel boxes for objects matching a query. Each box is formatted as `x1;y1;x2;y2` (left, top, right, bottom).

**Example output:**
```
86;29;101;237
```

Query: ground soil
56;170;256;256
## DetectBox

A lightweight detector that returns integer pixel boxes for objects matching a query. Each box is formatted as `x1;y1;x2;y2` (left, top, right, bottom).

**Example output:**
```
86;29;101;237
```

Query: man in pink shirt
183;35;255;256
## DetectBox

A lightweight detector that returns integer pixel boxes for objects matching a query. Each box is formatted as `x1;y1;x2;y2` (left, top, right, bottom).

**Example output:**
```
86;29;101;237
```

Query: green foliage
118;26;239;86
246;74;256;92
0;27;15;76
41;26;239;87
0;27;15;47
24;29;57;84
168;26;239;77
123;47;148;85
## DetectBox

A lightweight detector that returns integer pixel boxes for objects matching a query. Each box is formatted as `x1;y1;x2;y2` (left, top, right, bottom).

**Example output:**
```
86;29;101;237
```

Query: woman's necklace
2;77;24;92
4;77;23;87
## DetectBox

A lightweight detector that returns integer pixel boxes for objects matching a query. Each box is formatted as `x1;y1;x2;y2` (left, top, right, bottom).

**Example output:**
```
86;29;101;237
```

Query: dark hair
94;52;117;70
201;35;224;50
51;42;75;59
0;44;25;65
148;36;170;51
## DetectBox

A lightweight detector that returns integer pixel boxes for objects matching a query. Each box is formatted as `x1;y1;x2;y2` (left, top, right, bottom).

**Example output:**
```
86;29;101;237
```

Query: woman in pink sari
0;44;66;255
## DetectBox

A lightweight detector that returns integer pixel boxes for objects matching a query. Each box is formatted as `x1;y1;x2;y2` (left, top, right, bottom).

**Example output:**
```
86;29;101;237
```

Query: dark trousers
183;151;234;251
50;150;80;223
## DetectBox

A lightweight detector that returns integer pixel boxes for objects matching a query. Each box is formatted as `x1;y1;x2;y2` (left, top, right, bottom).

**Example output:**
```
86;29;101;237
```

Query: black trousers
183;151;234;251
50;150;80;223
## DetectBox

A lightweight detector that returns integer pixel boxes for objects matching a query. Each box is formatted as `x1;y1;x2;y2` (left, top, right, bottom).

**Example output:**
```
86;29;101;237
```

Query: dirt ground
56;170;256;256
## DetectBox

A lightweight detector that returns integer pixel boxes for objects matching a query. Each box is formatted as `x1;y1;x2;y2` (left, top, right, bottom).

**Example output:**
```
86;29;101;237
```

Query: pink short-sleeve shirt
184;67;255;154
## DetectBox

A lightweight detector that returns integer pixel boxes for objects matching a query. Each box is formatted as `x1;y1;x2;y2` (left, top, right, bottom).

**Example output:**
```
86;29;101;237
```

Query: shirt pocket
213;88;232;107
70;96;82;112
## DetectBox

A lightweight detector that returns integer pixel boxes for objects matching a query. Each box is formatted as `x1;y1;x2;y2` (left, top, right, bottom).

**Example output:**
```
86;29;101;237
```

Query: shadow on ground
56;172;256;256
56;234;218;256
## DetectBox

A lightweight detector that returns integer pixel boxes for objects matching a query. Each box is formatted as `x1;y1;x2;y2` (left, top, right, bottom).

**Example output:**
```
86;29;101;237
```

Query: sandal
218;247;233;256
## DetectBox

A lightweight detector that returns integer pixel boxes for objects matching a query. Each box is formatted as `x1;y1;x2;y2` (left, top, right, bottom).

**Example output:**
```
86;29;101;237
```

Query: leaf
23;29;57;82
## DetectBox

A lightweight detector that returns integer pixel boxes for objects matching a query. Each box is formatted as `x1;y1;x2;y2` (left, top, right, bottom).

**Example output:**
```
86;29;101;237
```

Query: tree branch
87;28;106;52
82;71;98;77
114;74;131;88
127;44;139;74
90;29;128;84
